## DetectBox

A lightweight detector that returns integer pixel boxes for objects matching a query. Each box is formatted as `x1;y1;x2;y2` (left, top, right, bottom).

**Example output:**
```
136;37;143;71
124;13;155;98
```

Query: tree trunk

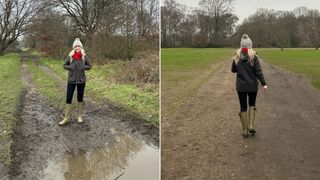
85;32;94;49
0;46;5;56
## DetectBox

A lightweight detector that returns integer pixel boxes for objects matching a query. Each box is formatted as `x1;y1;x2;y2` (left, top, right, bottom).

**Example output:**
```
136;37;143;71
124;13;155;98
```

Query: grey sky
161;0;320;24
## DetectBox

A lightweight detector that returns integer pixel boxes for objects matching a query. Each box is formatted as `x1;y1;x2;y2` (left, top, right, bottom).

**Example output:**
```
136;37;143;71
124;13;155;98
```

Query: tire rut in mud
10;63;69;179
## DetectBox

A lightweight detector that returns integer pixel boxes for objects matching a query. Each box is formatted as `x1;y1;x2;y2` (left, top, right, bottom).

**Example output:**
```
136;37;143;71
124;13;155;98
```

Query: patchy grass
161;48;235;120
0;54;22;165
41;58;159;126
258;48;320;89
26;61;65;109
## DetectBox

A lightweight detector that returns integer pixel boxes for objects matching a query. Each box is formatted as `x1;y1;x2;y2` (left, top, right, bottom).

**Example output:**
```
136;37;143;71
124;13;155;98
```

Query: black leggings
237;91;257;112
66;83;86;104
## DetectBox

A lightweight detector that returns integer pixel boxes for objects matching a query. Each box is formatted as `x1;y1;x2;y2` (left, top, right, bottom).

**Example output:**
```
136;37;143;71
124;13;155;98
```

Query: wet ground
6;56;159;180
162;60;320;179
41;131;159;180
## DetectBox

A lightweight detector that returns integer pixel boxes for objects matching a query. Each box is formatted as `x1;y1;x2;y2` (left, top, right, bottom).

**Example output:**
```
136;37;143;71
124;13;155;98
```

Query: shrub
111;51;159;85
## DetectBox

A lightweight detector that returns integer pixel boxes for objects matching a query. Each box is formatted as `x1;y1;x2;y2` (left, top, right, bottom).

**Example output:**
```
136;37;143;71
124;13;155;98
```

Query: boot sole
77;118;83;124
59;122;70;126
249;129;256;136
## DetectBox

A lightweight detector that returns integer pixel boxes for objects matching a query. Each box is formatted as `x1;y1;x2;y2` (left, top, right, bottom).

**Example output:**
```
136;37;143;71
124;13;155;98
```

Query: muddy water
40;129;159;180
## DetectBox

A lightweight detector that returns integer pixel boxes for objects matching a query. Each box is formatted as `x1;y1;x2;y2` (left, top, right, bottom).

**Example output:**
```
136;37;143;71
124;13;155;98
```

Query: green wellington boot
239;112;249;138
77;102;84;124
59;104;72;125
248;106;256;135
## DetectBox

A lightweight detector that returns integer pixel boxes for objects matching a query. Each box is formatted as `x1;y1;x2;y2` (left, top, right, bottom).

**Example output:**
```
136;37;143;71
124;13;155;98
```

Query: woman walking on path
59;38;92;125
231;34;267;137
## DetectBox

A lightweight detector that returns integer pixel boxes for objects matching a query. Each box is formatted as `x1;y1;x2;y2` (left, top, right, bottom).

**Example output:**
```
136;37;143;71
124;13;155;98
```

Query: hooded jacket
63;54;92;84
231;50;266;92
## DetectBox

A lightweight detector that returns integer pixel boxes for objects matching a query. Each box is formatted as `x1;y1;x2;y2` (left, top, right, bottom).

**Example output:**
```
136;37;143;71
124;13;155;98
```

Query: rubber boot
239;112;249;138
77;102;84;124
249;106;256;135
59;104;72;125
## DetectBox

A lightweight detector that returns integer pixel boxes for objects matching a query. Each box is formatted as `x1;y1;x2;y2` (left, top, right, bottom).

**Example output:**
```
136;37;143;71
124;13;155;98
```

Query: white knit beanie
240;34;252;48
72;38;83;48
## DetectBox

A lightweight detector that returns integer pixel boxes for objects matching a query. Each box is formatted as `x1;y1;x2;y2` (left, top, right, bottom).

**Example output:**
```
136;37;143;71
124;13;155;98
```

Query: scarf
73;51;82;61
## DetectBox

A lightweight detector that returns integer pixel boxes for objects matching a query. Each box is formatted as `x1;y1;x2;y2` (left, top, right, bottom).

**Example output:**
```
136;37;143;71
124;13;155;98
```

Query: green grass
0;53;22;165
162;48;234;69
161;48;235;119
41;58;68;80
258;48;320;89
41;58;159;126
27;61;65;109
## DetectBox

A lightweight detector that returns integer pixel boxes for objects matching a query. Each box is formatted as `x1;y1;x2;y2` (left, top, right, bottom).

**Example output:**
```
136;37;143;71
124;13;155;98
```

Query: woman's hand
262;85;268;90
64;59;73;70
80;48;86;56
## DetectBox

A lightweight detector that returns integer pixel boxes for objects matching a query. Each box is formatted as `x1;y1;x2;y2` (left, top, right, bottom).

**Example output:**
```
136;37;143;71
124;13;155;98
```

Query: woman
231;34;267;137
59;38;92;125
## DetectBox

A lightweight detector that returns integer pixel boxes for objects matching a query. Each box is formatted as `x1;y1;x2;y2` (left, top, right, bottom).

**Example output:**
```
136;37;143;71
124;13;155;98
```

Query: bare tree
296;9;320;50
233;9;277;48
274;11;298;51
195;10;211;44
178;14;197;47
161;0;185;47
136;0;159;36
146;0;160;34
293;7;309;17
161;6;169;47
54;0;114;47
199;0;235;45
0;0;40;55
26;6;74;59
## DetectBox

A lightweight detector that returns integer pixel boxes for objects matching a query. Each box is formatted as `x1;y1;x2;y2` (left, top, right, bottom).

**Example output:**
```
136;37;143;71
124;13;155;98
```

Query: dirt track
5;57;159;180
161;60;320;179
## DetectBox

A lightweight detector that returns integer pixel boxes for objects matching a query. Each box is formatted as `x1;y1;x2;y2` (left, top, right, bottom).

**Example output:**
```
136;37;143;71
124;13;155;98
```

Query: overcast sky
161;0;320;23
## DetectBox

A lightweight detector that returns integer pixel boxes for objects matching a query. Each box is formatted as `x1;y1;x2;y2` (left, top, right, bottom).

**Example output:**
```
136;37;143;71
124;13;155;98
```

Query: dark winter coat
64;55;92;84
231;53;266;92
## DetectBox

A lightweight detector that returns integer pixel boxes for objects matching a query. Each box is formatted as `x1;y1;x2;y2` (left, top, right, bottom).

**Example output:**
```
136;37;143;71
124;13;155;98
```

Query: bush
91;33;159;62
111;51;159;85
192;34;207;48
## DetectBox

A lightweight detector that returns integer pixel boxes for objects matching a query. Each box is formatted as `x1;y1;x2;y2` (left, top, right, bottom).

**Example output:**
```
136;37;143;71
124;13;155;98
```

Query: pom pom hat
240;34;252;49
72;38;83;48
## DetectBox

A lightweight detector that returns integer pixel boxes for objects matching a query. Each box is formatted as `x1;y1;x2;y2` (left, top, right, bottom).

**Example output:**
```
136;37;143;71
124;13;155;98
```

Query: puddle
40;130;159;180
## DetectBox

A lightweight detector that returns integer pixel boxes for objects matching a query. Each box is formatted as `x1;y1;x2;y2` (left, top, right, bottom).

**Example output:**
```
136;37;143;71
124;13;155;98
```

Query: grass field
257;48;320;89
0;54;22;165
162;48;320;120
161;48;235;120
41;58;159;126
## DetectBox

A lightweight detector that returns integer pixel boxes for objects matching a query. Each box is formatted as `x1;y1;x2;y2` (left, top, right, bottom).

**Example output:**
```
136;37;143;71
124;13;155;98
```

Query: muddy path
7;56;159;180
37;64;159;145
161;60;320;179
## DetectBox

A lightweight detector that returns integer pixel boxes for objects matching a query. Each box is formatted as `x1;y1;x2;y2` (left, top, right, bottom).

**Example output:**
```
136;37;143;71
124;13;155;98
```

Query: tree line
0;0;159;60
161;0;320;50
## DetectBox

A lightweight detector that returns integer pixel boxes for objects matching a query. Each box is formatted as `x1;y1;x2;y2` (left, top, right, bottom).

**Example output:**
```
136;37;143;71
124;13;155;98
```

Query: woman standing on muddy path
59;38;92;125
231;34;267;137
